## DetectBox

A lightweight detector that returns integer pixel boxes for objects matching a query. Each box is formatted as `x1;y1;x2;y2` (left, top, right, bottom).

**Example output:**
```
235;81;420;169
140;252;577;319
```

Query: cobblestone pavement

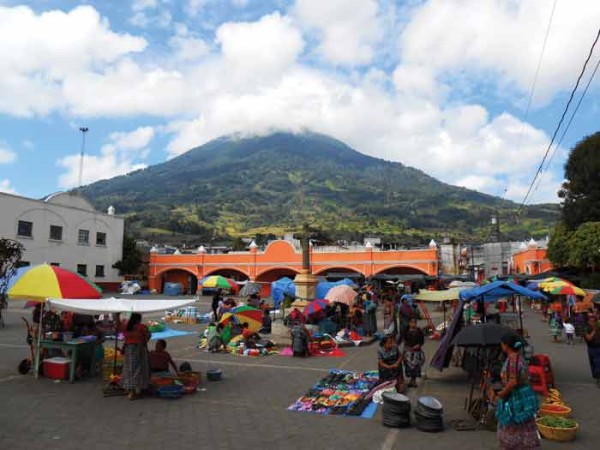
0;299;598;449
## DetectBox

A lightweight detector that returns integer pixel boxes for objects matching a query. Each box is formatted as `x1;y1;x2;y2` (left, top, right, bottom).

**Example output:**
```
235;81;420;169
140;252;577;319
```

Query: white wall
0;192;124;285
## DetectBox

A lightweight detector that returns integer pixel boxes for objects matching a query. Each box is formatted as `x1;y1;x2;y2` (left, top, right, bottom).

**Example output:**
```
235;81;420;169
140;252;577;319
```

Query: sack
495;385;539;426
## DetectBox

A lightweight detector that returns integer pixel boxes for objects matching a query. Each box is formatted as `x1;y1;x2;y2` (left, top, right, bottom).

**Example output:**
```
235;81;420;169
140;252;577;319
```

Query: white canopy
48;297;196;314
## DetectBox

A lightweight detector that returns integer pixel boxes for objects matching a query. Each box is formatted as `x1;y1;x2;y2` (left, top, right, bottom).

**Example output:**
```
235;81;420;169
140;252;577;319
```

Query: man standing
211;288;223;321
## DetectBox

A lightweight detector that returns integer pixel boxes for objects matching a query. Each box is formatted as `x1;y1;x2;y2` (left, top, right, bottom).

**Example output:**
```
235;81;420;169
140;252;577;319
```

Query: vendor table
39;339;97;383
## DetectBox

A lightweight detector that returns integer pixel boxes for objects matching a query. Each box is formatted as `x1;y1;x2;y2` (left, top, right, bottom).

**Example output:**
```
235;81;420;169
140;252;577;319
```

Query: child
259;309;272;334
208;323;224;353
564;319;575;346
149;339;179;375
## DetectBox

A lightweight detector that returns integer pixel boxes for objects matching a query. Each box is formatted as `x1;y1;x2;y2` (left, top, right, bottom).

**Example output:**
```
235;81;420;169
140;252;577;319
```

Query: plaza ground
0;299;598;450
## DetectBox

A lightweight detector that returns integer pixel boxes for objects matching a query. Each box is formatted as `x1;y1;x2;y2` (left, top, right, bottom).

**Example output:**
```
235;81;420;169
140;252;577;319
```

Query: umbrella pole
112;313;120;378
34;300;44;379
443;301;446;328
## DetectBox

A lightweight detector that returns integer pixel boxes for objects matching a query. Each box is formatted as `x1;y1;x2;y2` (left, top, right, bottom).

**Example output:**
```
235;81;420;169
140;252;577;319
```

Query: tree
559;132;600;229
0;238;23;326
546;223;572;267
567;222;600;270
231;237;246;251
112;235;142;276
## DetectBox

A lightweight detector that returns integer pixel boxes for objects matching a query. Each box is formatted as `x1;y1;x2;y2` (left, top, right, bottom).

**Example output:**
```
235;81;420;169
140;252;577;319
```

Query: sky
0;0;599;205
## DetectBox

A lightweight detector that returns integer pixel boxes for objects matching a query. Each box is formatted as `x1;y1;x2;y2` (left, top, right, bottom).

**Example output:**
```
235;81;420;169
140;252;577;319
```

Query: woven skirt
120;344;150;391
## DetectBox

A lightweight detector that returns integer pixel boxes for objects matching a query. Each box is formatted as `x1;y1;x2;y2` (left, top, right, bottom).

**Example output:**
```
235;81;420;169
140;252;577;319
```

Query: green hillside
78;132;558;245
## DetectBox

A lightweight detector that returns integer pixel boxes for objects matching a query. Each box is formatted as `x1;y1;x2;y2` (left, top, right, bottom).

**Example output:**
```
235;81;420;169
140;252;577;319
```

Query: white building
0;192;124;289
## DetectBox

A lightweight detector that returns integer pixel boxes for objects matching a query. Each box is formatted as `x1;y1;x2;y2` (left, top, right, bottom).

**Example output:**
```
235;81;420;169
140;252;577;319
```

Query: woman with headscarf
403;318;425;388
120;313;151;400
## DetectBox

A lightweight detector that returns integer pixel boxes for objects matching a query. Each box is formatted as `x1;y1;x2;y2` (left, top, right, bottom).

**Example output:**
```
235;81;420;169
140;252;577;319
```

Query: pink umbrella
325;285;358;306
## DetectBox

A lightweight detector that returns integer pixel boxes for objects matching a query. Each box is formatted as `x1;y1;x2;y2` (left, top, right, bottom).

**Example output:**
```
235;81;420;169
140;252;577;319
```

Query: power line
543;54;600;173
517;27;600;212
501;0;558;200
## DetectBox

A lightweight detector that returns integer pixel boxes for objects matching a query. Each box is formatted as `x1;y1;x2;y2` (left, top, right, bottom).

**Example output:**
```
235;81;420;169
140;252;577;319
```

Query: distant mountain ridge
78;132;558;244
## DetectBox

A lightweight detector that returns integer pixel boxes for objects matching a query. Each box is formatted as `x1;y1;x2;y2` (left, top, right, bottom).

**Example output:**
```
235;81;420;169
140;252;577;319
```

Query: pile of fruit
543;388;565;405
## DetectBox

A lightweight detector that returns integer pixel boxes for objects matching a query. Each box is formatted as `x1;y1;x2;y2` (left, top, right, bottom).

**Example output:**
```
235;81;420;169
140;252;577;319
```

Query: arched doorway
203;268;249;282
161;269;198;295
255;268;300;297
315;267;364;282
374;266;430;293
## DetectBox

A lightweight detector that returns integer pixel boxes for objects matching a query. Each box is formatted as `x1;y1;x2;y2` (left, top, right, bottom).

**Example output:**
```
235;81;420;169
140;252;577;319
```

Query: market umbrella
539;282;585;297
200;275;238;291
7;264;102;301
219;305;263;332
451;323;513;347
239;282;261;297
303;299;330;317
5;264;102;378
325;285;358;306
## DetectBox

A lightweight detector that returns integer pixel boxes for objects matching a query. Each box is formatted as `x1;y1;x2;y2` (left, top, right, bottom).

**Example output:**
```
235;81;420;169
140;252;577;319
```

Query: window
78;229;89;245
17;220;33;237
50;262;60;267
95;265;105;278
77;264;87;276
96;232;107;246
49;225;63;241
16;261;30;268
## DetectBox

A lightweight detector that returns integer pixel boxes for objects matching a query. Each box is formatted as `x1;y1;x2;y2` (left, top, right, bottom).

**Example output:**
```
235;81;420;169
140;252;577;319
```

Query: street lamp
78;127;89;187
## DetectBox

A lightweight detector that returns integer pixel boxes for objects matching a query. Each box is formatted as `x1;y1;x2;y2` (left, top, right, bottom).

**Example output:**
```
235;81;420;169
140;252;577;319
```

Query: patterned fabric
120;343;150;390
497;418;541;450
403;349;425;378
496;354;539;427
378;345;402;382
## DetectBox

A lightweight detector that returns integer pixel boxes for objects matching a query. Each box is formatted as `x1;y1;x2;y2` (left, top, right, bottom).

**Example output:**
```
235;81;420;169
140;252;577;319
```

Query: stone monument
294;223;318;299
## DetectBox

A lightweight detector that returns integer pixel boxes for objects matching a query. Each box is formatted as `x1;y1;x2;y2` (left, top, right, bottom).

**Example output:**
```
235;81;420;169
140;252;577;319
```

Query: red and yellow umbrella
219;305;262;332
200;275;238;291
7;264;102;301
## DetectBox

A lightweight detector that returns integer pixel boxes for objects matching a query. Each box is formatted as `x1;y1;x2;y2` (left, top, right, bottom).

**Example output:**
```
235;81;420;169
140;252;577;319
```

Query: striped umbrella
219;305;263;331
200;275;238;291
7;264;102;301
542;283;585;297
303;299;330;317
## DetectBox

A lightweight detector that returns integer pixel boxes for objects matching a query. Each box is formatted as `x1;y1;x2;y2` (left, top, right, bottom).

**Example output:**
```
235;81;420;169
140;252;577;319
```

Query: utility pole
78;127;89;187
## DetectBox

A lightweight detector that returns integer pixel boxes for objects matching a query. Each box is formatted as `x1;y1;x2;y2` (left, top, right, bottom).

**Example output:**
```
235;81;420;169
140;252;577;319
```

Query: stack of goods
225;335;276;357
165;307;200;324
147;321;166;333
150;371;201;398
382;392;411;428
537;388;579;442
102;347;123;381
288;370;379;417
414;396;444;432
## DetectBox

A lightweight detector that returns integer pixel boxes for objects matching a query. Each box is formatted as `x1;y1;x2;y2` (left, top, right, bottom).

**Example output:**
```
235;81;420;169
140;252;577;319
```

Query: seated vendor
149;339;179;375
241;322;260;348
207;323;225;353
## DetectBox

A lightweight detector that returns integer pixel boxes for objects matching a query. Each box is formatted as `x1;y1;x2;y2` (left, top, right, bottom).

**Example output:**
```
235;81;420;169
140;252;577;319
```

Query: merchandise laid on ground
288;369;380;418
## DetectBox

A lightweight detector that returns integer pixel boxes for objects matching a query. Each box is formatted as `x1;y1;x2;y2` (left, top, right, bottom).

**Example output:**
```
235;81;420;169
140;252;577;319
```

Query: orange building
511;239;553;276
148;240;439;294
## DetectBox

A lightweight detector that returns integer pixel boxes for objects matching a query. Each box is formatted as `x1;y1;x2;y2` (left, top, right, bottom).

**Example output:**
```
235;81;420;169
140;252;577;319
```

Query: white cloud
216;13;304;73
0;144;16;164
293;0;383;65
57;126;154;188
0;179;17;194
0;5;146;117
185;0;208;17
132;0;159;12
169;24;210;62
129;0;172;29
400;0;600;104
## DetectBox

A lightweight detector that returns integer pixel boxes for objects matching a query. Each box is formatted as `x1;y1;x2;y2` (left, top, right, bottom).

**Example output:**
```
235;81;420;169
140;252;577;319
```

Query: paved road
0;299;597;449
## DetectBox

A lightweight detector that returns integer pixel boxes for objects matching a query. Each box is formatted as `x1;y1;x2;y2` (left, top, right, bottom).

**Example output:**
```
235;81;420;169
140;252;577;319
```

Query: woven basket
536;418;579;442
538;404;571;418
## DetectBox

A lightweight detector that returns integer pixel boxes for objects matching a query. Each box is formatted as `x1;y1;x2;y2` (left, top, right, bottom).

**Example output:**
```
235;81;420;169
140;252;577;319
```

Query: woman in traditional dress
403;318;425;388
584;315;600;387
549;311;563;342
492;333;540;450
120;313;151;400
377;334;405;393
